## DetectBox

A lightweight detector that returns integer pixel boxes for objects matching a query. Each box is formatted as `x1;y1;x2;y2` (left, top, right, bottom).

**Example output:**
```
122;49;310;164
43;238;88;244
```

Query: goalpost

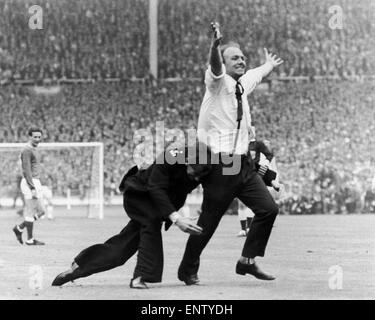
0;142;104;219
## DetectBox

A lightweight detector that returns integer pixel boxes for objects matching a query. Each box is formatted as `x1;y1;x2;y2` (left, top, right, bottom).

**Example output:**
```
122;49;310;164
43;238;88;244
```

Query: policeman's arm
169;212;203;235
147;163;177;219
258;141;274;162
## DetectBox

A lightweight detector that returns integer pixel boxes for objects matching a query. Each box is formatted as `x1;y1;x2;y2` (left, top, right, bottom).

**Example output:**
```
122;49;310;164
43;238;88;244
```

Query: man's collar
27;142;36;149
226;73;243;86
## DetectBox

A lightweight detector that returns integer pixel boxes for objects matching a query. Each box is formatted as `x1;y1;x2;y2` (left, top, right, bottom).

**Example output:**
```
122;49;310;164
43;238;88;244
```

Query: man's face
223;47;246;79
30;132;42;147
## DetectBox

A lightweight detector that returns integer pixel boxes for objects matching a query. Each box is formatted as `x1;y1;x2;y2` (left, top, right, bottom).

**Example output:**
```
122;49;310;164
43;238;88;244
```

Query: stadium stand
0;0;374;214
0;0;373;80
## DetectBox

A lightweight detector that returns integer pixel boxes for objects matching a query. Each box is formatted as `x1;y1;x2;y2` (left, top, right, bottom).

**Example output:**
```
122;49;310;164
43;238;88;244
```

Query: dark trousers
74;192;164;283
179;155;278;276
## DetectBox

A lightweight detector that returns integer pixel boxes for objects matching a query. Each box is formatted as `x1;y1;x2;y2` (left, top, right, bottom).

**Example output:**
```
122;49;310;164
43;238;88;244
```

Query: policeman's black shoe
236;261;276;281
178;269;200;285
12;226;23;244
52;265;82;286
130;277;148;289
52;270;74;286
25;239;45;246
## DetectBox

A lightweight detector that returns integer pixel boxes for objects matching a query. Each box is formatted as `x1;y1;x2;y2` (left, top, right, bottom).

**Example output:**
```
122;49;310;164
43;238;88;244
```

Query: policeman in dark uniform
52;143;211;289
237;134;280;236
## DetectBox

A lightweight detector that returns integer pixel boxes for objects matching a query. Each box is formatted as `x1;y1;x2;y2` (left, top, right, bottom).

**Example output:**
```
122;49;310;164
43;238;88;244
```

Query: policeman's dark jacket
119;146;211;229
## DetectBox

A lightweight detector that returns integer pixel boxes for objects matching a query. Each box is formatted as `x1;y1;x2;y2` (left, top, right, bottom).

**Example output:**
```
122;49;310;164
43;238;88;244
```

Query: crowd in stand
1;79;374;214
1;0;374;214
0;0;374;80
0;0;149;80
251;80;375;214
158;0;374;78
0;80;203;200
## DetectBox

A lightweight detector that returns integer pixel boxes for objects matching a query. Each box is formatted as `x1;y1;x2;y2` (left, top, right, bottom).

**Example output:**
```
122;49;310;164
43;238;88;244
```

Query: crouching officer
52;142;211;289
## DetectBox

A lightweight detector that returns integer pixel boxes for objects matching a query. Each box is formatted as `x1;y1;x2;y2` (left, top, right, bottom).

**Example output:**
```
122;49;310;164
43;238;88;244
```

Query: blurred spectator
0;79;374;215
0;0;373;79
0;0;374;213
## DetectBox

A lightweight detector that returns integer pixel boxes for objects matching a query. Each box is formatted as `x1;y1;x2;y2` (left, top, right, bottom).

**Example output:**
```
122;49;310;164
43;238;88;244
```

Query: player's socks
240;220;247;231
25;221;34;240
13;225;24;244
18;221;26;230
17;223;25;231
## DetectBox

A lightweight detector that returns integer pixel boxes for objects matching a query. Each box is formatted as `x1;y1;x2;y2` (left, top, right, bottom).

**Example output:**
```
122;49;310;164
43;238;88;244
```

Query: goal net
0;142;104;219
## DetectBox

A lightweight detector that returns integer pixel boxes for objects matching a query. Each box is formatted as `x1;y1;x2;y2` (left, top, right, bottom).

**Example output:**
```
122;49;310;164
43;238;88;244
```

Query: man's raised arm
242;48;284;92
209;22;223;76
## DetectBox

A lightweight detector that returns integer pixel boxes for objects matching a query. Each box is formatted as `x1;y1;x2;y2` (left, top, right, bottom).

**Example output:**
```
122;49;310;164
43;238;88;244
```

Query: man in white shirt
178;22;284;285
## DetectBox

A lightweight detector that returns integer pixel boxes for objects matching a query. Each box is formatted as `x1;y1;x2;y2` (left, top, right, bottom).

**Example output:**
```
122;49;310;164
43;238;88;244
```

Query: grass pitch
0;206;374;300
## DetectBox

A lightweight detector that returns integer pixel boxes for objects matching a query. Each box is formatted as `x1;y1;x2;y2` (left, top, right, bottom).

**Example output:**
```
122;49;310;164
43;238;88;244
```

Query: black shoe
52;266;82;286
12;226;23;244
130;277;148;289
25;239;45;246
178;269;200;285
236;261;276;280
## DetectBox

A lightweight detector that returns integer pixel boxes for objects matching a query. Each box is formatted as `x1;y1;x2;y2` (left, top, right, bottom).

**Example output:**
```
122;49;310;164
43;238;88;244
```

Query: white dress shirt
197;62;272;155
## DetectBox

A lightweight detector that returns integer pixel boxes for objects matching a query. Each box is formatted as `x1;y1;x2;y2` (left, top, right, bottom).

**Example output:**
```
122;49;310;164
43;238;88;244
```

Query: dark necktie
235;81;244;123
232;81;245;155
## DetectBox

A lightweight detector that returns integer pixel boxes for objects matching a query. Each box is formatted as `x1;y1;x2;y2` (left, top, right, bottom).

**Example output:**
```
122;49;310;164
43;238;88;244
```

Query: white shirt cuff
263;61;274;74
169;212;180;224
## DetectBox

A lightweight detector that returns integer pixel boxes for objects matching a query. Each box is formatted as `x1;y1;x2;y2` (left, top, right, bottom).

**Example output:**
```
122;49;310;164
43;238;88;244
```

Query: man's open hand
264;48;283;67
175;216;203;235
210;22;222;47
